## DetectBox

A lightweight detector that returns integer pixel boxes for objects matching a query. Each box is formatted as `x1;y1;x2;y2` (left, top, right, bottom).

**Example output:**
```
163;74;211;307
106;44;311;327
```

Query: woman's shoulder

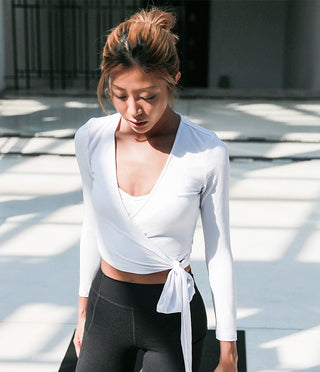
179;115;229;175
180;115;227;153
75;112;120;143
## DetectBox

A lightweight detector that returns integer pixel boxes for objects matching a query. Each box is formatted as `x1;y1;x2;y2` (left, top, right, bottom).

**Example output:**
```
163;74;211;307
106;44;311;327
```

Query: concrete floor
0;96;320;371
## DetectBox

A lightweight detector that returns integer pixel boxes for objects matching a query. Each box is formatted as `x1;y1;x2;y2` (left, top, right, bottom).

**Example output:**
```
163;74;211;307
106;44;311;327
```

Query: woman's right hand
74;317;86;357
73;296;88;357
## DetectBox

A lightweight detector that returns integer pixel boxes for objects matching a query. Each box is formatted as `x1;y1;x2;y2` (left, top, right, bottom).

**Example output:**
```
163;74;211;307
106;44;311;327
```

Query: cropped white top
75;113;237;372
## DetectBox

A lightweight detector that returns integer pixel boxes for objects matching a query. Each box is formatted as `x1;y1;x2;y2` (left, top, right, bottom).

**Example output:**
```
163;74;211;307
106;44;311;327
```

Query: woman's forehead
110;67;165;90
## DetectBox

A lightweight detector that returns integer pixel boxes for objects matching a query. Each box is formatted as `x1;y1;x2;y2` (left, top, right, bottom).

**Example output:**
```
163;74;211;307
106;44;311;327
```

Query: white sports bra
118;188;150;218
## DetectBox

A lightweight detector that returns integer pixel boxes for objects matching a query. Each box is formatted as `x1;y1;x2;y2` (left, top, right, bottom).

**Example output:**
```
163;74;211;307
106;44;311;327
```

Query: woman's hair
97;8;180;112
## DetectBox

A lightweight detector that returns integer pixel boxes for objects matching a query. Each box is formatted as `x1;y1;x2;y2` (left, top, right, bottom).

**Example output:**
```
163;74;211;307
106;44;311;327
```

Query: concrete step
1;136;319;160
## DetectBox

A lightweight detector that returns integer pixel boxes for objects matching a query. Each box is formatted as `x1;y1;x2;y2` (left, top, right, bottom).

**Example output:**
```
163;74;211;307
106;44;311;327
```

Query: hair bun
98;7;180;114
130;8;176;32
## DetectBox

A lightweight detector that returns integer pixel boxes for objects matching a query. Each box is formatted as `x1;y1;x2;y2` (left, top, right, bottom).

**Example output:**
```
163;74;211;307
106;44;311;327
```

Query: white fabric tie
157;260;195;372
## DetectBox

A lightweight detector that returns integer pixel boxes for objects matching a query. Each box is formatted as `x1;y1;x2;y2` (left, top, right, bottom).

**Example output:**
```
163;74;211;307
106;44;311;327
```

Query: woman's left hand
214;360;237;372
214;340;238;372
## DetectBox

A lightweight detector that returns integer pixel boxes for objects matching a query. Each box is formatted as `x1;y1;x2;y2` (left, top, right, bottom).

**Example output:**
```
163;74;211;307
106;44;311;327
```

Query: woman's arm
200;142;238;369
214;341;238;371
75;122;101;297
73;296;88;357
73;122;100;357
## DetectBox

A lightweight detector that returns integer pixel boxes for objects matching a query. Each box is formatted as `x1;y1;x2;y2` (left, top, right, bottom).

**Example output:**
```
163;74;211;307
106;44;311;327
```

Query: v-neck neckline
112;113;183;216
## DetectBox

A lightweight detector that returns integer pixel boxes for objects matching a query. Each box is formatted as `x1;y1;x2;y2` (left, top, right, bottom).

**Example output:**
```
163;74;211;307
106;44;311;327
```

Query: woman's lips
128;119;147;127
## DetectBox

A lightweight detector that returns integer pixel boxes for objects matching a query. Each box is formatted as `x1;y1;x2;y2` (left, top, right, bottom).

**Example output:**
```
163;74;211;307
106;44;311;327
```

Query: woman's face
109;66;179;135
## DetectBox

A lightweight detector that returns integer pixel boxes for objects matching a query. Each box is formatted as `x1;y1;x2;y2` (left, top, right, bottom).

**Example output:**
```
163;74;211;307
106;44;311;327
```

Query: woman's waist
101;259;191;285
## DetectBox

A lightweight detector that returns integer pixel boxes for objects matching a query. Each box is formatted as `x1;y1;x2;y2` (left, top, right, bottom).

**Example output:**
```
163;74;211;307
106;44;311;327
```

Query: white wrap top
75;113;237;372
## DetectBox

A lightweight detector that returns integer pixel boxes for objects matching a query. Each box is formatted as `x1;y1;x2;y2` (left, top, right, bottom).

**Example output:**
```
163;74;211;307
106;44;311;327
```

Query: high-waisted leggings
76;268;208;372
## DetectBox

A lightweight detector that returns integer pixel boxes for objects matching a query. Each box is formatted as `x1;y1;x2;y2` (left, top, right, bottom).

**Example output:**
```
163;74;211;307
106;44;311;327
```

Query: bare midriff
101;259;191;284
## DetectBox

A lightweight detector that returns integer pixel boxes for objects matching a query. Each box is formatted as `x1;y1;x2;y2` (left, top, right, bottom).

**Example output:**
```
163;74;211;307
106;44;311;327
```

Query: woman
74;8;237;372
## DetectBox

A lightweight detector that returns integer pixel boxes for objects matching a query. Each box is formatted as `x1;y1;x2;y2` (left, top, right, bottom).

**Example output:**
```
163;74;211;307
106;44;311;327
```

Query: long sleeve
75;121;101;297
200;142;237;341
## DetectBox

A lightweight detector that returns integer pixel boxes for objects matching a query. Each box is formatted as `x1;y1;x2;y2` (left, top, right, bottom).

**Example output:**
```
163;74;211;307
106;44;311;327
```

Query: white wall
284;0;320;90
208;0;288;89
0;0;5;92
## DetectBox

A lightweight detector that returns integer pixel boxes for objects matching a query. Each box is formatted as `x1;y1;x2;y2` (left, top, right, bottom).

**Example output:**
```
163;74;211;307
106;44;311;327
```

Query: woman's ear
175;71;181;84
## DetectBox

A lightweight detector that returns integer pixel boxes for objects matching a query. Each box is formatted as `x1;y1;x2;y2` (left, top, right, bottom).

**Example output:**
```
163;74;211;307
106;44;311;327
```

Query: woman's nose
127;98;142;117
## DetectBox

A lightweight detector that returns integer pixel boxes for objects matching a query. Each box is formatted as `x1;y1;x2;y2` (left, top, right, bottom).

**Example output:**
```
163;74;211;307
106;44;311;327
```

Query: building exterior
1;0;320;95
0;1;5;92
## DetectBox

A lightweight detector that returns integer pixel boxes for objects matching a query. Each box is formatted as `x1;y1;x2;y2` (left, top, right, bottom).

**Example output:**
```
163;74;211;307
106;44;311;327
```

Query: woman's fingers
73;320;85;357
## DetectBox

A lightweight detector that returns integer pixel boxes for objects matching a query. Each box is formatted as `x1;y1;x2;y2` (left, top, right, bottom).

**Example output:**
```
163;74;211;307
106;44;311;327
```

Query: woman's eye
115;95;126;100
141;95;155;101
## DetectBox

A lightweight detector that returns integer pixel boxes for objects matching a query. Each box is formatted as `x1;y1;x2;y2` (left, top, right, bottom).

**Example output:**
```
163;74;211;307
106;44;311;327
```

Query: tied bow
157;260;195;372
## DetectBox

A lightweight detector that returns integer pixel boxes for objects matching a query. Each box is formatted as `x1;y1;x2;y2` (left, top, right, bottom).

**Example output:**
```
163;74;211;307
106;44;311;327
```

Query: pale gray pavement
0;96;320;371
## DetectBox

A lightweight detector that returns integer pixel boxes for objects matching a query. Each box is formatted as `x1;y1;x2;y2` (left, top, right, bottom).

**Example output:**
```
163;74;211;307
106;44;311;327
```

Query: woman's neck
118;107;180;143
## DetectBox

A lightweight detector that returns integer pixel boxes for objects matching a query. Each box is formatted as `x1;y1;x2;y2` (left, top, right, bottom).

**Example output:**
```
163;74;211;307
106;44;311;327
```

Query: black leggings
76;268;208;372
